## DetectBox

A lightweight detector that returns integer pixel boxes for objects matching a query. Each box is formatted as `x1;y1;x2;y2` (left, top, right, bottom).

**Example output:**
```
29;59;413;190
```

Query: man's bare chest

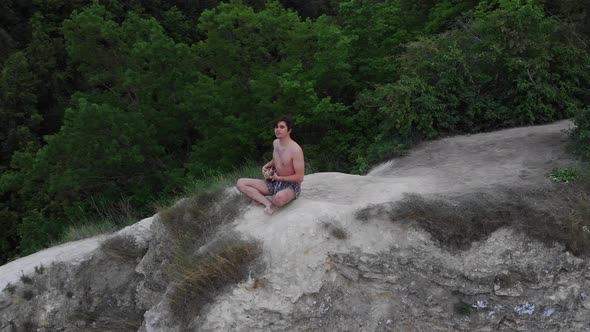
274;147;293;166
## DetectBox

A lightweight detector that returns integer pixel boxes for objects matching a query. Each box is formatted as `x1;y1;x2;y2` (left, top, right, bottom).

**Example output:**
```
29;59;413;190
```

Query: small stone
513;303;535;315
564;254;584;271
574;310;588;322
472;300;487;309
543;307;556;318
494;281;523;297
335;264;359;282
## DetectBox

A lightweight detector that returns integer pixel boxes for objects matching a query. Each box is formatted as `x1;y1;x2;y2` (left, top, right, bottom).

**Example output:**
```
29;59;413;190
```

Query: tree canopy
0;0;589;263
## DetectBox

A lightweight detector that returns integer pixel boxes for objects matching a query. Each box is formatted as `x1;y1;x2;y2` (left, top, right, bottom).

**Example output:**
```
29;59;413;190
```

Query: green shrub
454;301;474;316
355;1;589;168
548;167;578;183
573;106;590;161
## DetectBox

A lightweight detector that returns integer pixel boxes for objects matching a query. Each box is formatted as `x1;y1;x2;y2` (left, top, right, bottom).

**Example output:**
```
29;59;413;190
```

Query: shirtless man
236;116;304;215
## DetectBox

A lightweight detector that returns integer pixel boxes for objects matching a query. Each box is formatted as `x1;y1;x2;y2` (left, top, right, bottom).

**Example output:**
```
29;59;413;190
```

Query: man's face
274;121;291;138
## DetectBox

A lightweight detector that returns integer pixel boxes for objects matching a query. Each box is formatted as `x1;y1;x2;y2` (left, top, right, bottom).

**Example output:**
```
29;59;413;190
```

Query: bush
355;1;589;167
573;106;590;161
548;167;578;183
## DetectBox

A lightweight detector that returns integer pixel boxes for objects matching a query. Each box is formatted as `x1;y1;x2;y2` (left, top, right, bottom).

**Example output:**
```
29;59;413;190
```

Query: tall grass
56;162;261;244
100;234;145;261
158;187;258;324
55;198;141;244
70;310;144;332
182;159;316;194
183;161;261;194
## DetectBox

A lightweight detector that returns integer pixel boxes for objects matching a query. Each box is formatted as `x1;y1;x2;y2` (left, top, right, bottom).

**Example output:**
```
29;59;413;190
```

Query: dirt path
368;119;575;192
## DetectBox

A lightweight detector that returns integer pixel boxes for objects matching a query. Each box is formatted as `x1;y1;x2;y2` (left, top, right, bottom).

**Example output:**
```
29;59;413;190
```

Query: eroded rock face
322;229;588;331
193;218;590;331
135;216;174;311
0;252;144;331
0;217;156;331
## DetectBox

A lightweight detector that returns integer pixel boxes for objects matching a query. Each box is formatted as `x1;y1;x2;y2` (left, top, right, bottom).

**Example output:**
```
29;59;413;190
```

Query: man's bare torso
272;139;300;178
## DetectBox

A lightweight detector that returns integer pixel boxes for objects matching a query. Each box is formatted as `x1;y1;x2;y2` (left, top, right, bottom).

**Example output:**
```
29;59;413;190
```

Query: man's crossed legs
236;178;299;215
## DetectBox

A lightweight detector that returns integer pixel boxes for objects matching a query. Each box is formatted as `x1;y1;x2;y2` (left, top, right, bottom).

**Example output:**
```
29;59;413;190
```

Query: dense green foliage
0;0;589;262
355;0;590;162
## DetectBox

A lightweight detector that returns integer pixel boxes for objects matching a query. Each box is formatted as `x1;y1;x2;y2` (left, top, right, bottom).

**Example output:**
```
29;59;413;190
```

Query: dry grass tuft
354;204;388;222
365;172;590;255
34;264;45;275
321;221;349;240
20;274;33;284
22;322;36;331
21;289;34;300
158;190;248;250
100;234;145;261
158;188;260;324
168;241;260;322
520;182;590;255
70;309;144;332
3;283;16;294
388;193;513;250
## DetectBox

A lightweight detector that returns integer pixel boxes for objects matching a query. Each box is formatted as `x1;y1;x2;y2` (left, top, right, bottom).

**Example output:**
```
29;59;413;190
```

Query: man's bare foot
264;205;274;215
253;196;273;207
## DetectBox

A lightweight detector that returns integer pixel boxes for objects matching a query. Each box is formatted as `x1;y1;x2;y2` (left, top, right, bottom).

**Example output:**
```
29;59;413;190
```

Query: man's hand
263;167;274;180
270;172;281;182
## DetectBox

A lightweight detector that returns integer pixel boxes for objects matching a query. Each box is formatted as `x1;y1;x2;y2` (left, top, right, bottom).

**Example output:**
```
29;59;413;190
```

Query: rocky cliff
2;120;589;331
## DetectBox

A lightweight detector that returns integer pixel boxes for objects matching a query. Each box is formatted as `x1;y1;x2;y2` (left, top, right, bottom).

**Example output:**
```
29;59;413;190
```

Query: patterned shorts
265;180;301;200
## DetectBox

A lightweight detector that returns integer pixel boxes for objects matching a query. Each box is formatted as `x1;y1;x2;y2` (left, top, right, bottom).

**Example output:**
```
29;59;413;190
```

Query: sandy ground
0;120;575;298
